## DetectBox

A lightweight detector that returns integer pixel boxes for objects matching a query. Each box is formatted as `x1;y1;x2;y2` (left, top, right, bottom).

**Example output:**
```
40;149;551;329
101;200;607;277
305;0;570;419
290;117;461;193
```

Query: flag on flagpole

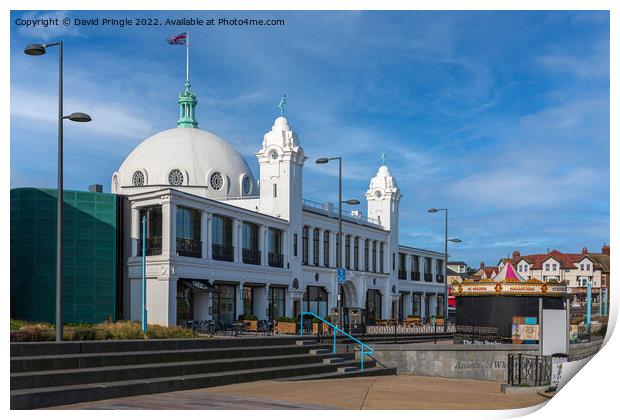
167;32;188;45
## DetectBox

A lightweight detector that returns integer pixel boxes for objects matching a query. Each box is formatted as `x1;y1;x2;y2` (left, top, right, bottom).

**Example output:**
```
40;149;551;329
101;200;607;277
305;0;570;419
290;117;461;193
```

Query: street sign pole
141;215;148;334
586;281;592;336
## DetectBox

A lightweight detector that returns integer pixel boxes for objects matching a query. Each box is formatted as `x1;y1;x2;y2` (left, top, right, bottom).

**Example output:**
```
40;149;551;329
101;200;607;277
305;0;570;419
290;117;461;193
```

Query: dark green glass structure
10;188;121;324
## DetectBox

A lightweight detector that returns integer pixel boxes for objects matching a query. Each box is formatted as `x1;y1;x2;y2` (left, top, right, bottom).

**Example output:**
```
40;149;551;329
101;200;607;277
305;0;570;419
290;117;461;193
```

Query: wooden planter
275;321;297;334
312;323;330;334
246;320;258;332
435;319;445;326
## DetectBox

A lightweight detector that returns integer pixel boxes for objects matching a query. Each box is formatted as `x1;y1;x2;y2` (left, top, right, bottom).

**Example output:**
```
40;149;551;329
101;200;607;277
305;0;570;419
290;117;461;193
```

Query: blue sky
10;10;610;266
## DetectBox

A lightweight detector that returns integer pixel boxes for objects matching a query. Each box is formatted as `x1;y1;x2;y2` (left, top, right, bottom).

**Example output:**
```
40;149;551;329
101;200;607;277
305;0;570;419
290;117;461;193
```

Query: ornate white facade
114;86;446;328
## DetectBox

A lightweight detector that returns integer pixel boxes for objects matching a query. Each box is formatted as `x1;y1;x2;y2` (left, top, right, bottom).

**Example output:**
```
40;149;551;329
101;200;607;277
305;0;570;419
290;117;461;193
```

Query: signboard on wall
511;324;540;340
542;309;568;355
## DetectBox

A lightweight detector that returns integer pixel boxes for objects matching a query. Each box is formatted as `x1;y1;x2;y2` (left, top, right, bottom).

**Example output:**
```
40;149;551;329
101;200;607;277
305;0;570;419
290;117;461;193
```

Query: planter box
275;322;297;334
246;320;258;332
435;319;445;326
312;323;331;334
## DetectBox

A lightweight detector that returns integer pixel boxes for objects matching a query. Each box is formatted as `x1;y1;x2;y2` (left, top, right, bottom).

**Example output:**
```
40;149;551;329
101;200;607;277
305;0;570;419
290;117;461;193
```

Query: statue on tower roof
278;94;287;117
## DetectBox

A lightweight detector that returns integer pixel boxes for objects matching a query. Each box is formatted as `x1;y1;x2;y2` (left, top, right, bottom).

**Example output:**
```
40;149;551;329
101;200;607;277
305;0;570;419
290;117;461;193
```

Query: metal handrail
299;311;374;372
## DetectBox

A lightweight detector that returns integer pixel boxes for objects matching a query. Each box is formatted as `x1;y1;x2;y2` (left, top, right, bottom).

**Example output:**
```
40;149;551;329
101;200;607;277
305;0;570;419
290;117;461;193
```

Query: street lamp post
25;42;92;342
428;208;461;330
316;157;360;331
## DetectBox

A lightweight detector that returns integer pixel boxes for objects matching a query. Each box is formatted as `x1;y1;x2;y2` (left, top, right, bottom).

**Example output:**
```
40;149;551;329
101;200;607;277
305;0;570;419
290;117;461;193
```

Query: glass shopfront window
139;206;162;256
345;235;351;269
212;215;234;261
213;284;236;327
364;239;370;271
176;206;201;258
303;286;328;317
242;286;255;317
412;294;422;317
323;230;330;267
302;226;309;265
366;289;382;322
269;287;286;320
176;281;194;326
313;228;320;266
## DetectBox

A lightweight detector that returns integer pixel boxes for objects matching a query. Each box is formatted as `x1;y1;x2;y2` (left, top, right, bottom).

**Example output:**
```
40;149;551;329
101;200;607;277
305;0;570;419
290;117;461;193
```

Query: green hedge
10;319;199;342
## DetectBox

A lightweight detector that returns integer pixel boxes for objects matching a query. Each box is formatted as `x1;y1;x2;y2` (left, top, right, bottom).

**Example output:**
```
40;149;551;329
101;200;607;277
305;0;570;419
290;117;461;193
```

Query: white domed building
116;79;447;329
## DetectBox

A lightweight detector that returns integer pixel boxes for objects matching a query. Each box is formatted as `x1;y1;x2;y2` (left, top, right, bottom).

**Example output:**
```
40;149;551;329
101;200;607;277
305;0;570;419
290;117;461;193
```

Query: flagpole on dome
186;31;189;84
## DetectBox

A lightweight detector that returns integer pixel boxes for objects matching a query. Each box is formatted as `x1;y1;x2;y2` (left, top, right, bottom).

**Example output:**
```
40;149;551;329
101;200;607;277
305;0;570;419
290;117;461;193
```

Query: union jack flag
167;32;188;45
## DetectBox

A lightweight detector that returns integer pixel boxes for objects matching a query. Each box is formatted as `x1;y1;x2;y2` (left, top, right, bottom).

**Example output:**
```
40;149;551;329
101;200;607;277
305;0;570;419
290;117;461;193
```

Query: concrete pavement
53;374;548;410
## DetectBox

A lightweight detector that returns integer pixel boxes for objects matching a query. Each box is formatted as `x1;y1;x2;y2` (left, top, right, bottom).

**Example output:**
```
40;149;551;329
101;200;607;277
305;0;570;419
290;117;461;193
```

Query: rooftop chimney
582;246;588;255
602;244;610;255
512;250;520;259
89;184;103;193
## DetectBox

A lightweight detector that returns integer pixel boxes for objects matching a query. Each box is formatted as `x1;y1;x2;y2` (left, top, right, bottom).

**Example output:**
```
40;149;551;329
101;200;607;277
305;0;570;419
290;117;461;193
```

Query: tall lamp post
428;208;461;329
25;42;92;342
316;157;360;330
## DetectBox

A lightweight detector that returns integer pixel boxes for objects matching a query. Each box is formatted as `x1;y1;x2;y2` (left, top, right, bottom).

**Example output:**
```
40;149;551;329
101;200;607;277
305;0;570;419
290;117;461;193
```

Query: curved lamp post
25;42;92;341
428;208;461;329
316;157;359;330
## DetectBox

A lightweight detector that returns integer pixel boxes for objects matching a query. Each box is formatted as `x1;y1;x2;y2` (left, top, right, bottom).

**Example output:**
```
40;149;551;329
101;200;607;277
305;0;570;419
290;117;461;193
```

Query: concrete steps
10;336;395;409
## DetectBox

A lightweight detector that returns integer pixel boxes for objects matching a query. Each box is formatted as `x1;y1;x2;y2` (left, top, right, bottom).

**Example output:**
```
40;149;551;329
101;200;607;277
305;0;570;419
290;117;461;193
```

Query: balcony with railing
436;274;445;283
242;248;261;265
398;269;407;280
411;271;420;281
302;198;380;226
212;244;234;262
176;238;202;258
424;273;433;282
137;237;162;256
268;252;284;268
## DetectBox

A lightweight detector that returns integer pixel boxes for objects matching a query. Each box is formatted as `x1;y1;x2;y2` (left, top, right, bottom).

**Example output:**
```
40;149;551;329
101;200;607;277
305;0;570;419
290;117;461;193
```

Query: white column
236;283;244;319
259;225;267;265
318;228;324;267
200;211;208;259
131;208;140;257
254;286;268;320
161;201;175;256
194;291;210;321
232;219;241;262
330;231;338;268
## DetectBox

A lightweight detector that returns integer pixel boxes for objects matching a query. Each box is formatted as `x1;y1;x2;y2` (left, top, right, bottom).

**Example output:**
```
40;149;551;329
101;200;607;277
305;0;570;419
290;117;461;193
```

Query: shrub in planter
275;316;297;334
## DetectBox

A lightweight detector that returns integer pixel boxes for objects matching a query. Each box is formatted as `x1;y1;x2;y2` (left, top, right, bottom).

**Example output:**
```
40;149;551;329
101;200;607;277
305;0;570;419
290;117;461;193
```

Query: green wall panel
11;188;118;324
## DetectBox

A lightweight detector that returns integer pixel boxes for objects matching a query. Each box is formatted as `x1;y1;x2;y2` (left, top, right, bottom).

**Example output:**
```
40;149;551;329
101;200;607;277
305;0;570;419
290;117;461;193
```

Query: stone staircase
11;336;395;409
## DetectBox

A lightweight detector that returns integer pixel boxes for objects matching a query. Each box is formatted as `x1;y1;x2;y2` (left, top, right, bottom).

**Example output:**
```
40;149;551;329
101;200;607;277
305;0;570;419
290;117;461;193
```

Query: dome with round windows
112;127;257;199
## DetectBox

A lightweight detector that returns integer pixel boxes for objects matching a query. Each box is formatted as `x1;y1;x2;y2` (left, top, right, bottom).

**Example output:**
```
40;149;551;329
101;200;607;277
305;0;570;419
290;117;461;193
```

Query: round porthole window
132;170;145;187
168;169;184;186
210;172;224;190
242;176;252;195
375;190;382;198
270;150;279;160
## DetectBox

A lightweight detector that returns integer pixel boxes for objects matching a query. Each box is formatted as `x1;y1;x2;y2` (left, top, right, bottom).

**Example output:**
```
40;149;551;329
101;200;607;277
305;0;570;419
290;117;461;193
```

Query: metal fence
507;353;551;386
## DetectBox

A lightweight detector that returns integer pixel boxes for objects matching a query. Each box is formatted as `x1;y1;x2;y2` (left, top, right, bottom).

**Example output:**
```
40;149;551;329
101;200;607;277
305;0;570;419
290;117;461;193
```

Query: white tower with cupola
366;163;402;318
365;164;401;233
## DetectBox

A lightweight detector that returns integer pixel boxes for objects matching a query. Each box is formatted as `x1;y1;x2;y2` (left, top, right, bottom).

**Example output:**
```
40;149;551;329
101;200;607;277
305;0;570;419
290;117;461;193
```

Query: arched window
168;169;184;186
210;172;224;190
132;170;145;187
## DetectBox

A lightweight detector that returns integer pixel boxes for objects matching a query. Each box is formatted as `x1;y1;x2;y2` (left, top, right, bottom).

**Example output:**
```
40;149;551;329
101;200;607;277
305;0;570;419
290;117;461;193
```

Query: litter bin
549;353;568;391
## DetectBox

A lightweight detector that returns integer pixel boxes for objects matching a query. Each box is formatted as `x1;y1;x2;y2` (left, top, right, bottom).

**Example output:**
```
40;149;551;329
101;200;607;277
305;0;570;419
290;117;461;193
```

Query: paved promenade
54;375;548;410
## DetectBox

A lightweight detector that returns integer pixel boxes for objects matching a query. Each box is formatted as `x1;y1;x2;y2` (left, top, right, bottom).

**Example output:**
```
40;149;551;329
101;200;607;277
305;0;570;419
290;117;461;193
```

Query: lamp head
449;238;462;243
315;157;329;164
344;199;360;205
428;208;439;213
24;44;47;56
66;112;92;122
